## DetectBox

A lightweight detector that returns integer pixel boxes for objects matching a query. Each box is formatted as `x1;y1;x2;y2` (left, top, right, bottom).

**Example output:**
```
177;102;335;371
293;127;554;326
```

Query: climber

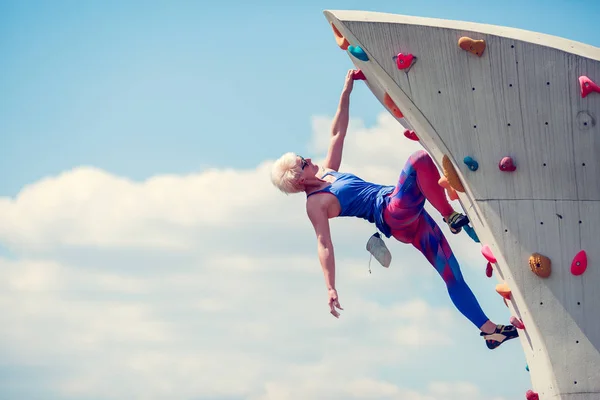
270;69;519;350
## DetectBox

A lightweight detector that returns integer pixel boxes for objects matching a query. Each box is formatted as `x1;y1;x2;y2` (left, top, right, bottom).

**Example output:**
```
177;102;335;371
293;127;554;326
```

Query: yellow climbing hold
496;283;512;300
442;155;465;193
529;253;552;278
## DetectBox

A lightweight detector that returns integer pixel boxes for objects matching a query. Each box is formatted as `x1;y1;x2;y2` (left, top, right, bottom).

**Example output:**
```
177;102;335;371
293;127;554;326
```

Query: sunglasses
299;156;308;170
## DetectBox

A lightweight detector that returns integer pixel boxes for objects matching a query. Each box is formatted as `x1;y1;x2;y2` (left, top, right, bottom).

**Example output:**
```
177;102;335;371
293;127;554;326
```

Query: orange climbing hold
571;250;588;276
579;76;600;98
481;244;497;263
496;283;511;300
442;155;465;193
403;129;419;141
458;36;486;57
529;253;551;278
383;93;403;118
438;177;459;201
331;23;349;50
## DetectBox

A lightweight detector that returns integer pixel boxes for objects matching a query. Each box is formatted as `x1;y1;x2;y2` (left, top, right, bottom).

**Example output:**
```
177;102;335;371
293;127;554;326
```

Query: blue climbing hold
526;364;529;372
464;225;480;243
348;45;369;61
463;156;479;171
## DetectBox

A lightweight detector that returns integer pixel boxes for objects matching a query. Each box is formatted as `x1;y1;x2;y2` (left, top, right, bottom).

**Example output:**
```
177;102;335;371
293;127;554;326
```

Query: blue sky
1;1;599;399
1;0;599;197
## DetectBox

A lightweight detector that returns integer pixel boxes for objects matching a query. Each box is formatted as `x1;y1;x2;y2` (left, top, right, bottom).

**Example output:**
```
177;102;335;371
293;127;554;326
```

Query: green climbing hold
348;45;369;61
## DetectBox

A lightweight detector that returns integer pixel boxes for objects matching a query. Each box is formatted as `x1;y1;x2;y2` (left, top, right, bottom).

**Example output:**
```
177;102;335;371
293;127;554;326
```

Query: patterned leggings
383;150;489;329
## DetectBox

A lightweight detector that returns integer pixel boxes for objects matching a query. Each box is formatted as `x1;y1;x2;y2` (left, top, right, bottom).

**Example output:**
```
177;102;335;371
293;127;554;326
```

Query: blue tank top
307;171;395;236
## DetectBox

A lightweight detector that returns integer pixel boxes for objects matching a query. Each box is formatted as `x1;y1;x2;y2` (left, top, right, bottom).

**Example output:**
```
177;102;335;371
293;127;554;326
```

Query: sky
0;0;599;399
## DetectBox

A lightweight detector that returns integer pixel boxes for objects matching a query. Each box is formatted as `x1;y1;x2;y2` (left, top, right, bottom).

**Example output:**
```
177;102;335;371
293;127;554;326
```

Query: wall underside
324;10;600;400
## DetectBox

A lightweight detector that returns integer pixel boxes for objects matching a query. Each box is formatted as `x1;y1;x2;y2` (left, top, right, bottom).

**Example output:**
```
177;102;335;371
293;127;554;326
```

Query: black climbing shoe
444;211;470;234
480;324;519;350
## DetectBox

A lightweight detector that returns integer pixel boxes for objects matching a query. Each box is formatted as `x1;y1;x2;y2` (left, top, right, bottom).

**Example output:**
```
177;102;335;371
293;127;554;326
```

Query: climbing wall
324;10;600;400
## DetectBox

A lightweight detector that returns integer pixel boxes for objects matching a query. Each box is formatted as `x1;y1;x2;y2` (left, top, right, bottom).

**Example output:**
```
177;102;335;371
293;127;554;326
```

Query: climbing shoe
366;232;391;268
443;211;470;234
480;324;519;350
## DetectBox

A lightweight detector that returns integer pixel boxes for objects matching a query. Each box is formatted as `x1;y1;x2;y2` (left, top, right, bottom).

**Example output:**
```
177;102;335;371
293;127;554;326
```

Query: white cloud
0;112;528;399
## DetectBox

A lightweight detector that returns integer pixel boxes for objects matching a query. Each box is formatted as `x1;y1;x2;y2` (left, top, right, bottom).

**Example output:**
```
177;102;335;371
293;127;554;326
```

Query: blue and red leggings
383;150;489;329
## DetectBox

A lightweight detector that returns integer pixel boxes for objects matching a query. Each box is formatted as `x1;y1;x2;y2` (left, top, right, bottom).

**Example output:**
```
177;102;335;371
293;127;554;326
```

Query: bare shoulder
317;166;336;179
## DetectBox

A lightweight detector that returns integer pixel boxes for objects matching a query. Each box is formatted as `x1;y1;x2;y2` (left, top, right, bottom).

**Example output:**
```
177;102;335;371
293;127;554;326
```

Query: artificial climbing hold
510;316;525;329
496;283;511;300
463;156;479;171
526;364;529;372
331;23;349;50
481;244;497;263
571;250;588;276
464;224;480;243
579;76;600;98
348;45;369;61
526;390;539;400
529;253;552;278
393;52;416;71
438;177;459;201
485;261;493;277
458;36;486;57
383;93;403;118
442;155;465;192
352;69;366;80
403;129;419;141
499;156;517;172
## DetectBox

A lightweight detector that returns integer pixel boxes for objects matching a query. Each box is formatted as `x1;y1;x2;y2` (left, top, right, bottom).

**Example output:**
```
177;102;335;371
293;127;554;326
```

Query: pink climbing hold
352;69;366;80
571;250;588;276
510;316;525;329
485;262;493;278
499;156;516;172
481;245;497;263
393;52;416;71
403;129;419;141
526;390;539;400
579;76;600;98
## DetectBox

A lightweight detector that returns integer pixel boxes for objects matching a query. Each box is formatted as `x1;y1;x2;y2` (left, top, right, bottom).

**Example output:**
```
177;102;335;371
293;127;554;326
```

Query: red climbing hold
571;250;588;276
393;52;416;71
579;76;600;98
352;69;366;80
482;245;497;263
526;390;539;400
510;316;525;329
499;156;516;172
403;129;419;141
485;262;493;278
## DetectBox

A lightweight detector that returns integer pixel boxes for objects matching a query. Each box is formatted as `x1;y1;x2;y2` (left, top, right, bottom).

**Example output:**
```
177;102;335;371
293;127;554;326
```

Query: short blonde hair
270;152;304;194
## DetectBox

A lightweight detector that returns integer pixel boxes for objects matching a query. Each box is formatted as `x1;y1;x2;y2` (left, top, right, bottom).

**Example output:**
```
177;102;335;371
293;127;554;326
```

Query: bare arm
307;202;336;290
322;70;355;172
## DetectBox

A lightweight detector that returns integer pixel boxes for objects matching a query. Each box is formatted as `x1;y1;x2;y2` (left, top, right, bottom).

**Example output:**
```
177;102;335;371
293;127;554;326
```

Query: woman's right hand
328;288;343;318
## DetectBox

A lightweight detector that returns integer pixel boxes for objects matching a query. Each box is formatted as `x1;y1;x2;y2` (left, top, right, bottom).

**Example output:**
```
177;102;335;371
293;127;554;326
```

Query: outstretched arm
306;201;343;317
322;70;355;172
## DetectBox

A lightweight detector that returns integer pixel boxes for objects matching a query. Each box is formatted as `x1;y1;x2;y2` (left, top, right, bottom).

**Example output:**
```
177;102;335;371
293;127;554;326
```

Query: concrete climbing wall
324;10;600;400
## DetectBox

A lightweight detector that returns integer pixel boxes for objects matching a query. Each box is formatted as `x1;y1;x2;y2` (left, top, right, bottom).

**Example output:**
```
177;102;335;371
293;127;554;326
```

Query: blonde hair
270;152;304;194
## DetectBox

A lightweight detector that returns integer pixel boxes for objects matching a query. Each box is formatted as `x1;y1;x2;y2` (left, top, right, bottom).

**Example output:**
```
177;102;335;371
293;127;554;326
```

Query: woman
270;70;518;350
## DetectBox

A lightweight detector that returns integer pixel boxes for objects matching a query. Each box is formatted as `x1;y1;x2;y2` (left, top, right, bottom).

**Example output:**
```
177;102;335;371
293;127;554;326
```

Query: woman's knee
410;149;433;168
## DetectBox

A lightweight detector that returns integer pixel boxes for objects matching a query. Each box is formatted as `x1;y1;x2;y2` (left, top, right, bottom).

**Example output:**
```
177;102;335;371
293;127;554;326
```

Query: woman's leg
410;210;490;329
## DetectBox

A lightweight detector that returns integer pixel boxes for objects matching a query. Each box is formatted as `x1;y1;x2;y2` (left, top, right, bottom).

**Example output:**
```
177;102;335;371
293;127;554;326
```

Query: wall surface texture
324;10;600;400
